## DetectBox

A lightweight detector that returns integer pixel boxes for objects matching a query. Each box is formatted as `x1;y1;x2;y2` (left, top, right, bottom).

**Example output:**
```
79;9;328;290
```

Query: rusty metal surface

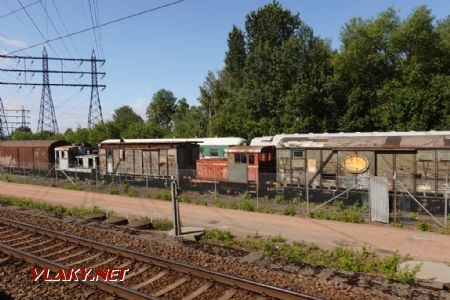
0;140;68;148
196;158;228;181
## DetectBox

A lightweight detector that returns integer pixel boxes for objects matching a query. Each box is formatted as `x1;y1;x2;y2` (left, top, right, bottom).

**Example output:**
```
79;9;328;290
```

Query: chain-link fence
0;165;448;230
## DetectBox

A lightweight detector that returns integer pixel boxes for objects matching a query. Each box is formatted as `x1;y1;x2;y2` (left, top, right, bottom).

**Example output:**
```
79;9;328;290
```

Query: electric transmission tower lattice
37;47;59;134
0;97;10;137
88;49;103;129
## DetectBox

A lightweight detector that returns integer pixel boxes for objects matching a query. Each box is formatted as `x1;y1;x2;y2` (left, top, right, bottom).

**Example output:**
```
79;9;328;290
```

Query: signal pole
88;50;103;129
37;47;58;134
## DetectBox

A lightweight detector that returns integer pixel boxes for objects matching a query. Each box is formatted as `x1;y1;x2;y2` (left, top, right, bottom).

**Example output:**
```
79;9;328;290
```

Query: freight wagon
0;140;70;171
264;131;450;212
98;139;200;183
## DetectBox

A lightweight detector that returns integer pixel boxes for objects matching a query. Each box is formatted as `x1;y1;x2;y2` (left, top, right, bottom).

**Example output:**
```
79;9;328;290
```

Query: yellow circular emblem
343;155;369;174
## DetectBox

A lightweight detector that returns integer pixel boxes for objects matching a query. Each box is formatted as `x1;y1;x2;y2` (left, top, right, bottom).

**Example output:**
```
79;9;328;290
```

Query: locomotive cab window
234;153;247;164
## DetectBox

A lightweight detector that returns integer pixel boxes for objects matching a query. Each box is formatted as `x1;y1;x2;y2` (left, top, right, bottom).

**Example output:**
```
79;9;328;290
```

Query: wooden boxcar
0;140;70;170
270;132;450;199
98;139;200;180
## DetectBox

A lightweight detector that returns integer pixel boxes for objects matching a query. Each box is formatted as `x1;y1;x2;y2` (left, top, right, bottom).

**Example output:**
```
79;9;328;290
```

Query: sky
0;0;449;132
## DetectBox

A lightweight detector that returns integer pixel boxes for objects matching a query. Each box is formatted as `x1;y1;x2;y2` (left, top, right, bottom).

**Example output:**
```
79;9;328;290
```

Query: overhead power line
7;0;187;54
0;0;39;19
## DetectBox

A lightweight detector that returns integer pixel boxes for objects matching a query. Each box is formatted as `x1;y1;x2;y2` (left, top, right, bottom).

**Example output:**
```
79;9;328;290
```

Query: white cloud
0;36;27;49
128;97;148;119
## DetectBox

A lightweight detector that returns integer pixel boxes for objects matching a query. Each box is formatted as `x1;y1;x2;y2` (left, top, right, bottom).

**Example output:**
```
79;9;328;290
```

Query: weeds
274;195;284;204
416;221;432;232
201;229;420;284
63;184;84;191
283;206;296;216
152;191;171;201
108;187;120;195
0;195;106;218
152;218;173;231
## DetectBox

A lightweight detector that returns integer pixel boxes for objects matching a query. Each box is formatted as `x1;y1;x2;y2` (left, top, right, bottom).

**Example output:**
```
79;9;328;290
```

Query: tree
146;89;177;131
225;25;246;88
123;122;166;139
65;127;91;145
172;106;207;138
89;121;120;146
112;105;144;133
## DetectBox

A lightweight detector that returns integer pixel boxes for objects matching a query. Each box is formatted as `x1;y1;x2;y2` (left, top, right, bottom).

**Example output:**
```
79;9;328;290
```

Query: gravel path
0;206;448;300
0;181;449;265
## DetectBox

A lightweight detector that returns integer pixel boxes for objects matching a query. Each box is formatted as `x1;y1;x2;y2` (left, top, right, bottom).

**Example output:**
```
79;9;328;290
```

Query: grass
308;203;365;223
0;195;107;218
416;221;432;232
202;229;420;284
152;191;172;201
283;206;296;216
63;184;84;191
108;187;120;195
152;218;173;231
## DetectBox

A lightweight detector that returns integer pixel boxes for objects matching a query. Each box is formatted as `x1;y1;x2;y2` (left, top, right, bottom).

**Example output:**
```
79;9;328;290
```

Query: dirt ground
0;181;449;265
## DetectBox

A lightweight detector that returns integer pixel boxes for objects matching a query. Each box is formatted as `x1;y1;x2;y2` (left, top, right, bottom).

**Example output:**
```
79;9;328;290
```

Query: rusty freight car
268;131;450;212
0;140;70;170
98;139;200;182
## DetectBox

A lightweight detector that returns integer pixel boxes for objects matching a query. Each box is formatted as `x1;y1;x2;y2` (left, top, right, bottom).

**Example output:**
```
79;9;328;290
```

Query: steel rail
0;216;323;300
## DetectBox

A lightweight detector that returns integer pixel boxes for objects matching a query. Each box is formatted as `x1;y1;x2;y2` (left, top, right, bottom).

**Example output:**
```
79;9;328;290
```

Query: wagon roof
186;137;247;146
271;131;450;149
100;139;202;145
226;145;272;153
0;140;69;148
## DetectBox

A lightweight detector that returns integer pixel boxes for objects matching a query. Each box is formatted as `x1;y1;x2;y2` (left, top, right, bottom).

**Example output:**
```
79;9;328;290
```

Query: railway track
0;217;323;300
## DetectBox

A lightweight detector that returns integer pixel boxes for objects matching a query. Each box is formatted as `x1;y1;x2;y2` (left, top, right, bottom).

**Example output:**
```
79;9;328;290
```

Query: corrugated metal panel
369;176;389;223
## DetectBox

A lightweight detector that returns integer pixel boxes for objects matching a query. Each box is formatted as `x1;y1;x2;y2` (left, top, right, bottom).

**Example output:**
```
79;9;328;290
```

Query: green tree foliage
88;121;120;145
146;89;177;131
199;3;450;139
112;105;144;132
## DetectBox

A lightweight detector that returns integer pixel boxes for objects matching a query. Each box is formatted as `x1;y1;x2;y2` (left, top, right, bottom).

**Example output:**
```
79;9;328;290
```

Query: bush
152;191;171;201
108;187;120;195
240;191;252;200
274;195;285;204
238;200;256;211
416;221;432;232
203;229;235;246
283;206;296;216
178;195;192;203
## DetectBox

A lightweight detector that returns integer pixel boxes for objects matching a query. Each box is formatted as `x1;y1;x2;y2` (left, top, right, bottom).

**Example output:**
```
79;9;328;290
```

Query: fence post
445;174;448;228
393;171;397;223
306;171;310;214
